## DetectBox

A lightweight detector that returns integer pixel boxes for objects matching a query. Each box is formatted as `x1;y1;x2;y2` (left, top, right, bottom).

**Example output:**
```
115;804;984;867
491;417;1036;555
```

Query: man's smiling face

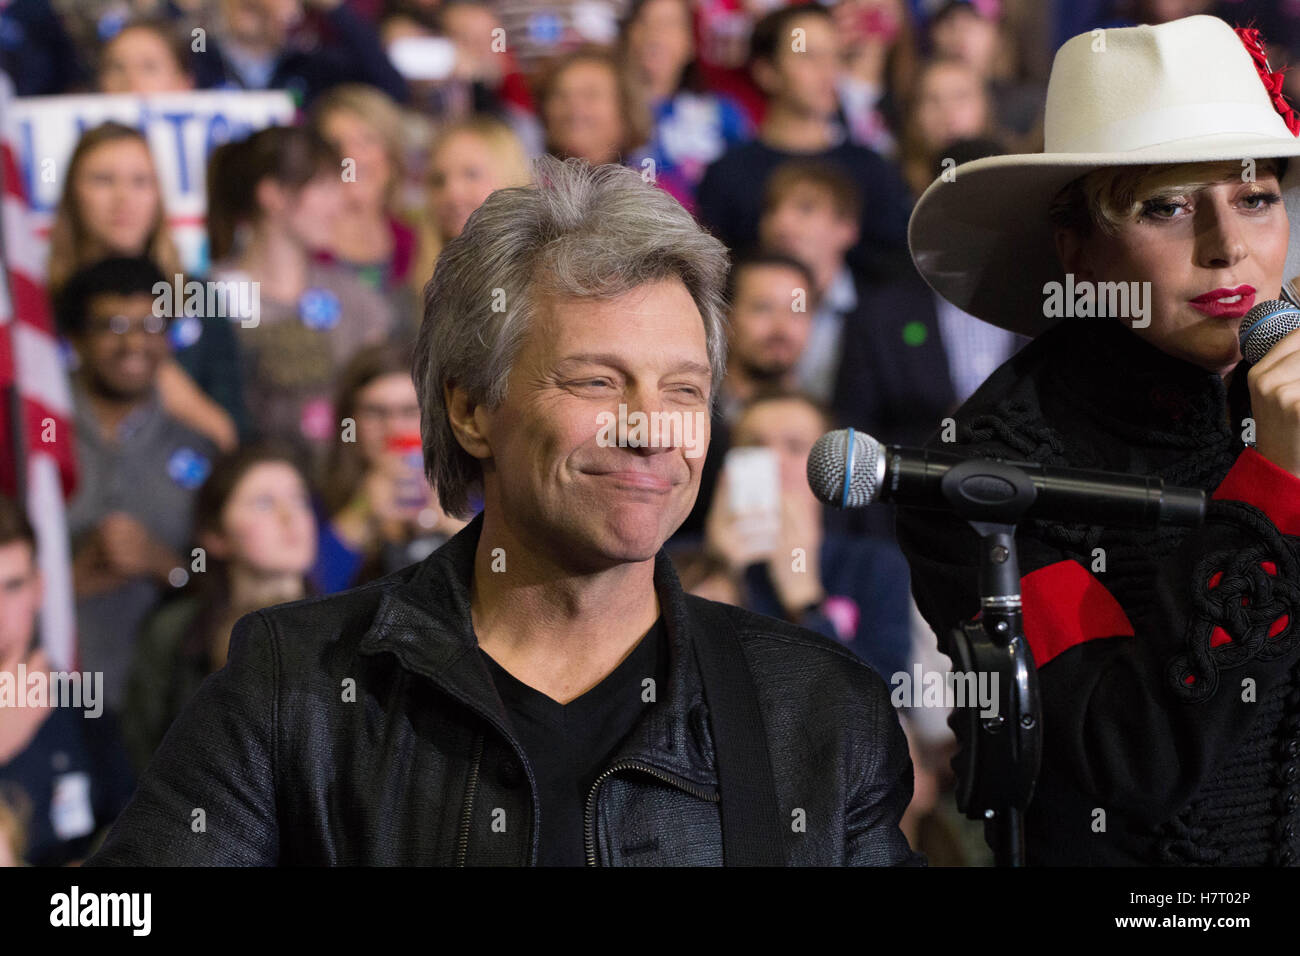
476;277;713;569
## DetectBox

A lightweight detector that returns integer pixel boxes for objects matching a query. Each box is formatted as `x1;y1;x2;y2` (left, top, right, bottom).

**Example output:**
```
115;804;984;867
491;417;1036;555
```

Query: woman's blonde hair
410;116;532;293
47;122;182;296
0;784;30;865
309;83;409;212
1049;158;1288;238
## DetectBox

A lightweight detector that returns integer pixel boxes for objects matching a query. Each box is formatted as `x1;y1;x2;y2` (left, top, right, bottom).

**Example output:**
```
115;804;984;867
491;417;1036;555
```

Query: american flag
0;74;78;670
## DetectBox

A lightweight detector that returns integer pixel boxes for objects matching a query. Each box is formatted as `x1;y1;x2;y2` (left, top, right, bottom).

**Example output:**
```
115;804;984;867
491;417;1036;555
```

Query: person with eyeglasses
55;256;218;721
313;344;468;593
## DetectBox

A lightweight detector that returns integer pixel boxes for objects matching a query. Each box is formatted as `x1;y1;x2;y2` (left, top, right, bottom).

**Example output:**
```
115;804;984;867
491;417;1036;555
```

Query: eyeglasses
87;314;170;336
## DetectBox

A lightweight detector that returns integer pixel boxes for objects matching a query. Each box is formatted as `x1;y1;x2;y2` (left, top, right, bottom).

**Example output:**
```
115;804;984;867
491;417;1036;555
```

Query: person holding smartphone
698;389;913;680
87;158;920;866
322;345;468;591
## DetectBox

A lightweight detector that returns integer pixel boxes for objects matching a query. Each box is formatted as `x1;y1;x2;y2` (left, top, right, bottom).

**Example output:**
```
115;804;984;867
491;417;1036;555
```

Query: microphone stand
939;460;1042;866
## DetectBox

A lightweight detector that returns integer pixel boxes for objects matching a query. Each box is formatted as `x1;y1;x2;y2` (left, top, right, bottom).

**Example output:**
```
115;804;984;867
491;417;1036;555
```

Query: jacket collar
1050;318;1250;445
356;510;719;789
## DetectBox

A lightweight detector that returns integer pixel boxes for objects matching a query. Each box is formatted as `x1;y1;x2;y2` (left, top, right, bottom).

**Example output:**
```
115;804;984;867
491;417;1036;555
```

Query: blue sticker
97;11;128;41
299;288;341;330
56;337;78;371
528;12;564;46
0;17;26;49
169;315;203;350
167;447;211;490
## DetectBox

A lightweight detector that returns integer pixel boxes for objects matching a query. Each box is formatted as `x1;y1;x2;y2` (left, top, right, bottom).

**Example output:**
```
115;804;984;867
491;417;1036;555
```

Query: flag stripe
0;82;79;671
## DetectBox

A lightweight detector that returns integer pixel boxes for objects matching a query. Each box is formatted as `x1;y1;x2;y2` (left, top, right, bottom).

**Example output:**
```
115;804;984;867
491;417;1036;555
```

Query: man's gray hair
413;156;731;519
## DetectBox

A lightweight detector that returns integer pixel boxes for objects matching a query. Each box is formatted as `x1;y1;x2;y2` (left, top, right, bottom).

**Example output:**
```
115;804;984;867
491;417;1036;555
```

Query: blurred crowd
0;0;1296;868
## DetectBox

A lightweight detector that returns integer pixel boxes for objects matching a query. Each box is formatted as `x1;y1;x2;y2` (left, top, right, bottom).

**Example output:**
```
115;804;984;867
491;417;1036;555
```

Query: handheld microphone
1239;297;1300;364
806;429;1206;528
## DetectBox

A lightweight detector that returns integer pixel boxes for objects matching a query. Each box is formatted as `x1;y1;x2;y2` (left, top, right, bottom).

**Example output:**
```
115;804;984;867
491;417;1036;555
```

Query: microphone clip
944;502;1042;867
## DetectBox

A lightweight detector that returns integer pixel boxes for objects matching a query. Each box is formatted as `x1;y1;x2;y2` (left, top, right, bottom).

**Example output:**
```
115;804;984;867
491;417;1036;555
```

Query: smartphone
386;36;458;81
724;446;781;516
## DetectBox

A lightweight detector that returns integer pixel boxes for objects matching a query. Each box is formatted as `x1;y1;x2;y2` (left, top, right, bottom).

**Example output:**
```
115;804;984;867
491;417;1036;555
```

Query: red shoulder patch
1021;560;1135;667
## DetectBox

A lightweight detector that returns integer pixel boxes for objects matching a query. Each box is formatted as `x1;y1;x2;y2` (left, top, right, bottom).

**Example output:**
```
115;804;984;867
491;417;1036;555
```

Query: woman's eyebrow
1144;176;1281;198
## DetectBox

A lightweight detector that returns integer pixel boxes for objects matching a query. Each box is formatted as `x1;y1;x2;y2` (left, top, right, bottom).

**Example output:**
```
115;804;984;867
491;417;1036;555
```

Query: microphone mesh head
1240;299;1300;364
807;429;883;508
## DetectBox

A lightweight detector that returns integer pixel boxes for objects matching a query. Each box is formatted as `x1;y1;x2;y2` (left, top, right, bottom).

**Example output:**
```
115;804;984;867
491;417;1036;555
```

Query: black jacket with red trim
896;317;1300;866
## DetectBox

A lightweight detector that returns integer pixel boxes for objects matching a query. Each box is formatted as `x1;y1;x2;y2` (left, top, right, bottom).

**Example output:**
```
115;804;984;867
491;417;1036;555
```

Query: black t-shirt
480;616;667;866
0;707;135;866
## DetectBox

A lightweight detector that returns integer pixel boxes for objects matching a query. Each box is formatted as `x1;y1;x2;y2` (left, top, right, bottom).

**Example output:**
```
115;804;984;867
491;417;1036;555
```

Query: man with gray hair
87;157;919;866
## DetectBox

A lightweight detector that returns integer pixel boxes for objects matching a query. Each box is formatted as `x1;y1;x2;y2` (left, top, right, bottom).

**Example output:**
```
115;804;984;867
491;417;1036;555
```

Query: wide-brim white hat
908;14;1300;336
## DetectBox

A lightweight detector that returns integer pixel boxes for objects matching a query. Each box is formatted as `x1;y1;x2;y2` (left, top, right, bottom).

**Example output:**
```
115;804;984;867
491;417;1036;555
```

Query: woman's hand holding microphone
1247;326;1300;478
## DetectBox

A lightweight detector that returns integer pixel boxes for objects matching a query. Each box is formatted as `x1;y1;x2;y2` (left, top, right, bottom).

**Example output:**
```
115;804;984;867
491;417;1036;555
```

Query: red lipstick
1189;285;1255;318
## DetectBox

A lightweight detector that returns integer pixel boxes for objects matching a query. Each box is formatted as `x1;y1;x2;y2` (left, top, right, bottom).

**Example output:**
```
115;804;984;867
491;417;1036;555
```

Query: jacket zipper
371;645;709;866
455;732;484;866
377;646;535;866
584;760;719;866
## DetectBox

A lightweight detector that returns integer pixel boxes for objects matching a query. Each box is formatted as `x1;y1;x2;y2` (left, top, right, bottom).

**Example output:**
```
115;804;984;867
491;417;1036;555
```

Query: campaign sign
4;89;296;276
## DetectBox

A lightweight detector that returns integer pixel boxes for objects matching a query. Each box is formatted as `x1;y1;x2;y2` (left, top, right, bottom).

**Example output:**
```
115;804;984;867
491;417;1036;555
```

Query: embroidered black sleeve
1168;504;1300;703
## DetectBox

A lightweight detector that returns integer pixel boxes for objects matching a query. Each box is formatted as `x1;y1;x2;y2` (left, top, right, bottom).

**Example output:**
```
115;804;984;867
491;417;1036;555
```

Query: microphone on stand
806;429;1205;528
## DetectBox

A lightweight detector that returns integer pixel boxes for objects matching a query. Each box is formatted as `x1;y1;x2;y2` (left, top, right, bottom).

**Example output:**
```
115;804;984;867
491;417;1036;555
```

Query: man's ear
1054;226;1096;282
751;57;780;98
444;381;493;460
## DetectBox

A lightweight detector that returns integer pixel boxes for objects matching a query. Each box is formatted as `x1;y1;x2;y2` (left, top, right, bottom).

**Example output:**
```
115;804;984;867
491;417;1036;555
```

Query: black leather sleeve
844;660;927;866
85;610;281;866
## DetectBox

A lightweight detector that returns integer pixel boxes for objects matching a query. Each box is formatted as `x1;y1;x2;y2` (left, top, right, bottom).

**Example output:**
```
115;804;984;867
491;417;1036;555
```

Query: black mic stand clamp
939;460;1042;867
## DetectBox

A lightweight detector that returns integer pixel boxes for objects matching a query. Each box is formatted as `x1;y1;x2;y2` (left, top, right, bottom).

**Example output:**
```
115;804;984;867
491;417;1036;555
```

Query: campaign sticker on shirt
299;396;336;442
822;595;860;643
97;10;129;41
56;336;79;372
527;11;564;47
356;264;384;291
167;446;212;490
50;771;95;841
299;288;342;330
0;17;25;48
168;315;203;350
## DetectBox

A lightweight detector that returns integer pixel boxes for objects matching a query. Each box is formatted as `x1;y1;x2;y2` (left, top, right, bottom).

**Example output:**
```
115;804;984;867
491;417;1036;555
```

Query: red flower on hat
1236;26;1300;136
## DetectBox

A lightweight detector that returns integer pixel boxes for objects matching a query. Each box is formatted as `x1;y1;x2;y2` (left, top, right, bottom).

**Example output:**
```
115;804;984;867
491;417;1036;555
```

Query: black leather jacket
87;512;921;866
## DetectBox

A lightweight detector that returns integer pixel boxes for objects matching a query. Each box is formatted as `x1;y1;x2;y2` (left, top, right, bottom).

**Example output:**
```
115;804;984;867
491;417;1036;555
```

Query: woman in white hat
898;14;1300;865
